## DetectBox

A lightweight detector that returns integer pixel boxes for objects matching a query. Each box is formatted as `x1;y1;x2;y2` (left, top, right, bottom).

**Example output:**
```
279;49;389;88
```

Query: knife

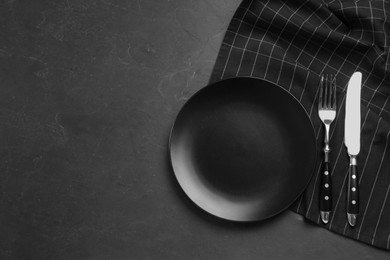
344;71;362;227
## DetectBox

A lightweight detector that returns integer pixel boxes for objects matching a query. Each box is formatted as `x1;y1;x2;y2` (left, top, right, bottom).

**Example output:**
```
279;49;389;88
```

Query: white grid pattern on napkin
210;0;390;250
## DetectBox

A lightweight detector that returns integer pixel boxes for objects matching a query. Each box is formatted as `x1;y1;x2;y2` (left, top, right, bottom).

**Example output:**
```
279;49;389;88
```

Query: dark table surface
0;0;388;259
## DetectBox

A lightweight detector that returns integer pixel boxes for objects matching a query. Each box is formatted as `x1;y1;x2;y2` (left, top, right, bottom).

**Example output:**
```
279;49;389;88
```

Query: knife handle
320;161;332;212
347;158;359;225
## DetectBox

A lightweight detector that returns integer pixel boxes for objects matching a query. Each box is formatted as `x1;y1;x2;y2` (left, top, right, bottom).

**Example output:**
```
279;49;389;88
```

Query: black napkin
210;0;390;250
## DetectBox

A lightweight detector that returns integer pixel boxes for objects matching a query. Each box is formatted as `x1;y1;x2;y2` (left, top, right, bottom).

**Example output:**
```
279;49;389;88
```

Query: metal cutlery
318;74;336;224
344;71;362;227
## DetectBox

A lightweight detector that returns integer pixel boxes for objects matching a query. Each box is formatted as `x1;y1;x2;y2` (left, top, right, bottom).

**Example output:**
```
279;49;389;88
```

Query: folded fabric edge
290;207;390;251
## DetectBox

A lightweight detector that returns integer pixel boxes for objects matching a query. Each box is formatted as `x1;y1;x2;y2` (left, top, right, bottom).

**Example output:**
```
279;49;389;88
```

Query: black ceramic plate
169;77;316;221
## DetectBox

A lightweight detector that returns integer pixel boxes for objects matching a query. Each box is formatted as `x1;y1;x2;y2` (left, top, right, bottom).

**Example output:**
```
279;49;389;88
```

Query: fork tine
324;74;329;108
332;75;337;109
328;74;332;108
319;75;324;108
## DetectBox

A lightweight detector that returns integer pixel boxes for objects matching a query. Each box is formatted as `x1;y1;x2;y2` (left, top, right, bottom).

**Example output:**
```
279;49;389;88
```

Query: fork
318;74;336;224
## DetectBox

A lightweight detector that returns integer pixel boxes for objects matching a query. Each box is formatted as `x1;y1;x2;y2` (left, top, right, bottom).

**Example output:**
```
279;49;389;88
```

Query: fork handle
320;160;332;213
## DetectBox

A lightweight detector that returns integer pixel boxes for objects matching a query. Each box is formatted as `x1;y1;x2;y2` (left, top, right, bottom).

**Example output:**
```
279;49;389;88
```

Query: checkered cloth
210;0;390;250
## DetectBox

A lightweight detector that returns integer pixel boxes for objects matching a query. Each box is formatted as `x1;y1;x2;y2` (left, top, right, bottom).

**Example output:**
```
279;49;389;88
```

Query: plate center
192;101;291;200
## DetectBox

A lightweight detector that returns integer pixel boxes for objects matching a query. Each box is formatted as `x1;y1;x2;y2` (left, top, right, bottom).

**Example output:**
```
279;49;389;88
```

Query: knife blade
344;71;362;227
